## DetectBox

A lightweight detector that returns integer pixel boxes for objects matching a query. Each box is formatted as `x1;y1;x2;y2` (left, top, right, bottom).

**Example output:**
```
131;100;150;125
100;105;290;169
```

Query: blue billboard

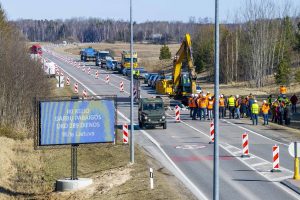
39;100;115;146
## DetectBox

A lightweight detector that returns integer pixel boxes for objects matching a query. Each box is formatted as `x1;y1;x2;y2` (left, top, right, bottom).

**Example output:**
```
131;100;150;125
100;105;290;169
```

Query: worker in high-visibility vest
207;96;214;120
261;100;270;125
235;95;241;119
198;94;208;121
188;94;196;118
228;95;236;119
219;94;225;119
251;100;259;125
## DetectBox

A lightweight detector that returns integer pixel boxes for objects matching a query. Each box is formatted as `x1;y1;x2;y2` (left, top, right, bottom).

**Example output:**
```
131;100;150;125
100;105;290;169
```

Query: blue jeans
252;114;258;125
235;108;240;119
192;108;199;119
263;114;269;125
208;109;213;119
292;104;297;113
200;108;206;120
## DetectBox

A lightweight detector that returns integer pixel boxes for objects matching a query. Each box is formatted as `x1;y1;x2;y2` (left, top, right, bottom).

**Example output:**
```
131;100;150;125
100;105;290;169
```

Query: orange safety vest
261;104;270;114
208;100;214;109
198;98;208;108
188;97;193;107
219;98;225;107
280;86;287;94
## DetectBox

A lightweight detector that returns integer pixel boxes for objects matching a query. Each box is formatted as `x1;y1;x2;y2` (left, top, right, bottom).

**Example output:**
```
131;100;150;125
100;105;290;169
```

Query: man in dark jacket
290;94;298;113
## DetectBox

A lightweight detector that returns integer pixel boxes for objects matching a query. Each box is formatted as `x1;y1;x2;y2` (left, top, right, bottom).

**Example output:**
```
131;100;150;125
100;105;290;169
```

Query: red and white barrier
74;83;78;94
106;75;110;84
66;76;70;86
133;88;137;99
95;70;99;79
82;67;85;72
82;89;87;99
271;145;281;172
55;67;60;76
120;81;124;92
175;105;180;122
242;133;250;157
123;124;128;144
209;121;214;144
87;67;91;75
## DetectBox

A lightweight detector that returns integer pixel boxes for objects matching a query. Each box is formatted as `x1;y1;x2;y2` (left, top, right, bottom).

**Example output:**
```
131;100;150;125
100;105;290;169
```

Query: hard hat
191;94;194;97
236;95;239;98
263;100;267;103
203;94;206;97
254;100;257;103
207;91;210;94
209;97;212;100
220;94;223;98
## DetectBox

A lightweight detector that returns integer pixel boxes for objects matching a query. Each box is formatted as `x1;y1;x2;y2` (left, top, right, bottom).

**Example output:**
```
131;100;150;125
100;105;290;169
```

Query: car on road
147;74;157;87
106;59;118;71
144;73;158;84
138;97;167;129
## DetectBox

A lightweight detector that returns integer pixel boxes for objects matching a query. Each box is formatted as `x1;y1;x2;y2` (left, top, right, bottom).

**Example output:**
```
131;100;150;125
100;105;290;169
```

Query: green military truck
138;97;167;129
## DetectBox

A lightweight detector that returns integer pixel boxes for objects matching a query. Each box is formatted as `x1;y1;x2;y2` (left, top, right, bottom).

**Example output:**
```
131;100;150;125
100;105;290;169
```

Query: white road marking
45;53;209;200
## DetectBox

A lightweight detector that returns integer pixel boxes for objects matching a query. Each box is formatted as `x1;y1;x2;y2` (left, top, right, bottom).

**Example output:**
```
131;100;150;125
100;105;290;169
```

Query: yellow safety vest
251;103;259;114
228;97;235;107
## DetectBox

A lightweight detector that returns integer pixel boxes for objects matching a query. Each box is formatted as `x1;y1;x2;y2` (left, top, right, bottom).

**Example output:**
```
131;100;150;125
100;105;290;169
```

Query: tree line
192;0;300;87
12;18;200;43
0;5;50;137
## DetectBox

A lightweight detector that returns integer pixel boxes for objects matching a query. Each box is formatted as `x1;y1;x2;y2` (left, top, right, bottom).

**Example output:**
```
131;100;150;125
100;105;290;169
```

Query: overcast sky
1;0;299;23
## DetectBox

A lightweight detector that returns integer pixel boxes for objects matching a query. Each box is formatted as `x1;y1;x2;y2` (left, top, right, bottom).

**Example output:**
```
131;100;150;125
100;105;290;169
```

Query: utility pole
213;0;220;200
130;0;134;164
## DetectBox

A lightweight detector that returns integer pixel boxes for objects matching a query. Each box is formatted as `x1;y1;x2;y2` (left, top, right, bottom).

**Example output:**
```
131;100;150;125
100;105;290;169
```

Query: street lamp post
130;0;134;164
213;0;220;199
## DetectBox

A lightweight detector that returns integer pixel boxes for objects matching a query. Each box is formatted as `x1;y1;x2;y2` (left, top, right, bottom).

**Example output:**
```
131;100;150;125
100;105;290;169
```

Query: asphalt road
44;48;300;200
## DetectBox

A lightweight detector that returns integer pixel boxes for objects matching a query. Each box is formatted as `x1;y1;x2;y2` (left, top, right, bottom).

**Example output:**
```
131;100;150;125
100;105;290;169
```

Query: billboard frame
34;95;117;149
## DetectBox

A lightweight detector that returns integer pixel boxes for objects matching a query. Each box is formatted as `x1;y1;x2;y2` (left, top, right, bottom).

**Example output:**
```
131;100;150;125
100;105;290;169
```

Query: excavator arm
172;33;197;96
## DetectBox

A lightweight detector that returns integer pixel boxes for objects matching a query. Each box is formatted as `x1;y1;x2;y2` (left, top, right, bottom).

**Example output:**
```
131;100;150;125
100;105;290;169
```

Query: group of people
188;91;298;126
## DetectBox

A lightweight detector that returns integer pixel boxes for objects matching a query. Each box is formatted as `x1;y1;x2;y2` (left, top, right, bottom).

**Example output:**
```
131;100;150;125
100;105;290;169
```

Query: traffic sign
288;142;300;157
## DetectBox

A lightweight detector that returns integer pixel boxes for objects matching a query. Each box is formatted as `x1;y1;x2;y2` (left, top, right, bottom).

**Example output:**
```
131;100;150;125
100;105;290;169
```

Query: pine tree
159;45;171;60
275;59;291;85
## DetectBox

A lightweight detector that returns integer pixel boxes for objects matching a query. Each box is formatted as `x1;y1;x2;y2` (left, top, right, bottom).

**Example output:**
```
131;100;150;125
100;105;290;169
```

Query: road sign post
288;142;300;180
130;0;135;164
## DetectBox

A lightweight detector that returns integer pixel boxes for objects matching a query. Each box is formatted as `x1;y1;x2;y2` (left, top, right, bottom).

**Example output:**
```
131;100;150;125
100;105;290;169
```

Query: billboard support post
71;144;78;180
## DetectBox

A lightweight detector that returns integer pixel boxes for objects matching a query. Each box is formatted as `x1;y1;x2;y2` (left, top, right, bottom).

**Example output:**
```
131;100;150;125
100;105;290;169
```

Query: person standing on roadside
240;96;247;118
207;96;214;120
248;94;254;120
228;95;235;119
188;94;195;118
198;94;208;121
251;100;259;125
268;95;273;107
192;94;199;120
235;95;241;119
219;94;225;119
290;94;298;113
261;100;270;125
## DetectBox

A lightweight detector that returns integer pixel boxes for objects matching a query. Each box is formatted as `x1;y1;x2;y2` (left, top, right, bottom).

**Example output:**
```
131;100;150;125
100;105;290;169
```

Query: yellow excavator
156;33;197;104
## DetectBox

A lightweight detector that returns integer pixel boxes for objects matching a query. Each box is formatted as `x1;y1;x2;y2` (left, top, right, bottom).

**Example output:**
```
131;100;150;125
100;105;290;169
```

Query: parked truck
80;47;97;62
120;51;138;72
95;50;113;67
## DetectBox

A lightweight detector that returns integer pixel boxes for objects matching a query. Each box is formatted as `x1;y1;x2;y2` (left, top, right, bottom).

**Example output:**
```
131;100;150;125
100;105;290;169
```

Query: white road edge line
47;54;209;200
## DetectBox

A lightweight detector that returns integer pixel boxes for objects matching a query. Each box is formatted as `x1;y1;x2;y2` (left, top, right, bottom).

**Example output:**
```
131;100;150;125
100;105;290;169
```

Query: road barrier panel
82;67;85;72
106;75;110;84
95;70;99;79
175;105;180;122
209;121;214;144
74;83;78;94
87;67;91;75
82;89;87;99
66;76;70;86
123;124;128;144
120;81;124;92
271;145;281;172
150;168;154;189
241;133;250;158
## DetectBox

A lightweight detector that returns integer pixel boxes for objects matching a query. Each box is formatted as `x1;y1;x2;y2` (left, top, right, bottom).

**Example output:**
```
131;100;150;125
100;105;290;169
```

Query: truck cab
95;51;112;67
138;98;167;129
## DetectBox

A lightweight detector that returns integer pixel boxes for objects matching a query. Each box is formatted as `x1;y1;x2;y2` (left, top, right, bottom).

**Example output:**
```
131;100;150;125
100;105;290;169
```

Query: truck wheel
163;122;167;129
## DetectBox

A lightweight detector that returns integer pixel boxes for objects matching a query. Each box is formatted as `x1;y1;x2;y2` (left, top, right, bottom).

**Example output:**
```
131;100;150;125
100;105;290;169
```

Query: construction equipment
120;51;138;72
156;33;197;104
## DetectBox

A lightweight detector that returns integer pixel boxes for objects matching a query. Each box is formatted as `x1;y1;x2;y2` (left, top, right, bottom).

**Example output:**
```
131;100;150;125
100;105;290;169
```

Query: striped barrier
175;105;180;122
123;124;128;144
66;76;70;86
74;83;78;94
120;81;124;92
87;67;91;75
106;75;110;84
95;70;99;79
209;121;214;144
82;89;87;99
241;133;250;157
271;145;281;172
